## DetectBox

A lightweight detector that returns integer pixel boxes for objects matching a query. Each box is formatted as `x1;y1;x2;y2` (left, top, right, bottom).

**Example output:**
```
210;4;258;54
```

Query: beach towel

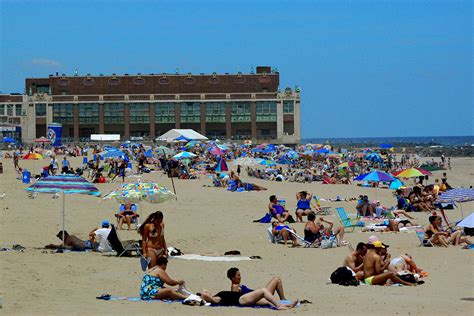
253;213;272;223
170;254;257;262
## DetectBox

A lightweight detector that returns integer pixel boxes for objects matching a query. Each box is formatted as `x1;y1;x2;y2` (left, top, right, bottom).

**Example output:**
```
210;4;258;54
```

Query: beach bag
330;267;359;286
321;236;337;249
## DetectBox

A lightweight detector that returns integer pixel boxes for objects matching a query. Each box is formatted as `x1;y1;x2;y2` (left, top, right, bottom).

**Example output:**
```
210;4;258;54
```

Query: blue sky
1;0;472;138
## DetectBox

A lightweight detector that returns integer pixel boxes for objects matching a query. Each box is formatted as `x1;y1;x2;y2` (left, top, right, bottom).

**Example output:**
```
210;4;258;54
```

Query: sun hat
368;235;379;244
101;220;110;228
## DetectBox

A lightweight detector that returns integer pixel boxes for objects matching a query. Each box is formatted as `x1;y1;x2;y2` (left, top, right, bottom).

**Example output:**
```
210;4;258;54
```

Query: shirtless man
343;242;367;279
362;242;414;286
227;267;286;300
45;230;92;251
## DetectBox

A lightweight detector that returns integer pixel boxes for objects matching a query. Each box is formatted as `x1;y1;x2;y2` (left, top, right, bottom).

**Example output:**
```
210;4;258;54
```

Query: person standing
61;156;70;174
50;155;59;175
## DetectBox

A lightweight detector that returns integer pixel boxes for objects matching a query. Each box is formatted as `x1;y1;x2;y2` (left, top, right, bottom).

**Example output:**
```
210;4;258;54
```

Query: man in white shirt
89;220;113;252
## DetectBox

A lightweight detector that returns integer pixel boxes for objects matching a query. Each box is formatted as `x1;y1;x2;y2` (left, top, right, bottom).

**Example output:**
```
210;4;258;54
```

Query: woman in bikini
138;211;167;268
426;215;471;247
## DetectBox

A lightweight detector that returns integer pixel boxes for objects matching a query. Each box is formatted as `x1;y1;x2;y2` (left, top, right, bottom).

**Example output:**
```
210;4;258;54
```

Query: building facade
2;66;301;144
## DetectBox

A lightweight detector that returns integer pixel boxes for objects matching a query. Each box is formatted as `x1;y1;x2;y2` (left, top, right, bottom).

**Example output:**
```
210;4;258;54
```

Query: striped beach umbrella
23;152;44;160
355;170;395;182
437;188;474;203
173;151;197;160
392;167;432;178
25;175;101;246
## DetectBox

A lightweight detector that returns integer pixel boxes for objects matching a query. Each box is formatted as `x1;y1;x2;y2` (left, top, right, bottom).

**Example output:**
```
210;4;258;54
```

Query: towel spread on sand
170;254;254;262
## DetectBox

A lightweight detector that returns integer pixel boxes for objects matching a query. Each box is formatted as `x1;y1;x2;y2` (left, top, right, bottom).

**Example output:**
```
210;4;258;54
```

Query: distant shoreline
302;135;473;147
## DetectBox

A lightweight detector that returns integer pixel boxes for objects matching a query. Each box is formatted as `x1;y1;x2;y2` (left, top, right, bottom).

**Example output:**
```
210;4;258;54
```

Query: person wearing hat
88;220;113;252
362;241;415;286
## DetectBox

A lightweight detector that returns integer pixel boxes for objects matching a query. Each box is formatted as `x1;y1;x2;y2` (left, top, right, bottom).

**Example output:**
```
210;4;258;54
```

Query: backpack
330;267;359;286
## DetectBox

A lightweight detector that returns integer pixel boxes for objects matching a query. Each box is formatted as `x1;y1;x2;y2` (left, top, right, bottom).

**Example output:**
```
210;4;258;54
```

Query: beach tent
156;129;208;142
215;157;228;172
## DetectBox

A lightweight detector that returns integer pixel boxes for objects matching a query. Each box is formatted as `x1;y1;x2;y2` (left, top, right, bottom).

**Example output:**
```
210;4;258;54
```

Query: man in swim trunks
227;267;287;300
45;230;92;251
343;242;367;279
362;242;415;286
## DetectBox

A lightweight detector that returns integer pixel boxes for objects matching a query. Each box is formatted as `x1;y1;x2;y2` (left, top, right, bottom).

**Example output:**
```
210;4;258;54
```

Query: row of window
0;104;23;117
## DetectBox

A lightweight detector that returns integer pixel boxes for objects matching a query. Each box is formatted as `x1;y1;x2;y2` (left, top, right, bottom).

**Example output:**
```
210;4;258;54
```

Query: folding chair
336;207;363;232
107;224;142;257
284;228;319;248
115;204;140;230
415;228;434;247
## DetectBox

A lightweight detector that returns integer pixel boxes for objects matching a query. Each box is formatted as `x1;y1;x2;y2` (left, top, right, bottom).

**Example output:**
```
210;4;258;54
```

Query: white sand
0;156;473;315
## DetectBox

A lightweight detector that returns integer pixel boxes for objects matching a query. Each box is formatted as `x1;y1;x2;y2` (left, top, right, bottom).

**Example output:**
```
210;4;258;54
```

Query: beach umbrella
98;149;125;159
389;179;404;190
456;213;474;228
155;146;174;155
232;157;258;166
103;181;175;223
259;159;276;167
173;151;197;160
210;147;225;156
23;152;44;160
437;188;474;203
379;143;393;149
143;149;154;158
25;175;101;247
354;170;395;182
285;150;299;159
365;153;384;163
175;135;191;142
392;167;432;178
215;157;228;172
34;136;51;143
2;137;15;143
277;156;294;165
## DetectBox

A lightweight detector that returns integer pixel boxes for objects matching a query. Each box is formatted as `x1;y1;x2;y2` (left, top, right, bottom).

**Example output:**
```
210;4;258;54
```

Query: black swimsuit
214;291;243;306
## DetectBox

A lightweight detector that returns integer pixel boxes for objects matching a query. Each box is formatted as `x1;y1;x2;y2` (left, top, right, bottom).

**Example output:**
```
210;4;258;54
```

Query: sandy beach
1;156;473;315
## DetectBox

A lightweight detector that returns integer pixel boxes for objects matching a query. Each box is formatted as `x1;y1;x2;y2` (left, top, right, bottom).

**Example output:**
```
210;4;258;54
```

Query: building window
35;103;47;117
15;104;22;116
78;103;99;124
283;100;294;114
231;102;251;122
53;104;74;125
180;102;200;123
0;104;4;115
130;103;150;124
6;104;14;116
256;101;277;122
155;103;175;123
205;102;226;123
104;103;125;124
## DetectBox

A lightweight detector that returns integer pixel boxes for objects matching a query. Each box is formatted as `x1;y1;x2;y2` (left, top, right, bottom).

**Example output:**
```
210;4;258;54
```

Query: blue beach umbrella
259;159;276;167
380;143;393;149
98;149;125;159
365;153;384;163
173;151;197;160
355;171;395;182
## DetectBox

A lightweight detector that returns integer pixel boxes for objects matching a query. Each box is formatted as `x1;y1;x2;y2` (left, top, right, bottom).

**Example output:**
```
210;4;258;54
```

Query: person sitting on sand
271;221;298;246
140;257;189;300
88;220;113;252
356;195;375;217
426;215;471;247
304;212;321;244
118;200;139;231
268;195;290;223
295;191;313;222
316;216;346;246
45;230;92;251
138;211;168;268
343;242;367;279
362;242;415;286
227;267;287;301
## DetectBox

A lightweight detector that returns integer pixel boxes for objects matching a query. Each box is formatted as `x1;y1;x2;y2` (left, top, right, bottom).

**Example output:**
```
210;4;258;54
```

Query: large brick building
1;66;301;143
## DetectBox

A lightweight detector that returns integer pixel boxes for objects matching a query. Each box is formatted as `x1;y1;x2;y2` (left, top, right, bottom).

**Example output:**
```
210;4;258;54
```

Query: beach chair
284;228;319;248
336;207;363;232
107;224;142;257
115;204;140;229
415;228;434;247
267;226;283;244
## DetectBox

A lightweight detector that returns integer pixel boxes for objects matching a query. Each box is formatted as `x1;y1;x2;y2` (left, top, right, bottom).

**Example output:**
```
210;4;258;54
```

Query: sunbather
138;211;168;268
268;195;290;223
295;191;313;222
45;230;91;251
343;242;367;278
118;200;138;230
362;242;415;286
140;257;188;300
316;217;346;246
388;254;423;275
271;221;298;246
426;215;471;247
227;267;287;300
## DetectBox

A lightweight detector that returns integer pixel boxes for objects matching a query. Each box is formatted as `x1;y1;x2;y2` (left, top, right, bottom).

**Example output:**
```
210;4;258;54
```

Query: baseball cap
373;241;385;248
101;220;110;228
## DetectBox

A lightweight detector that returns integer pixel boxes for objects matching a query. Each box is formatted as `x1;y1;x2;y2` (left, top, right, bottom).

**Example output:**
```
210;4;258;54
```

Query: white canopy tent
156;129;208;142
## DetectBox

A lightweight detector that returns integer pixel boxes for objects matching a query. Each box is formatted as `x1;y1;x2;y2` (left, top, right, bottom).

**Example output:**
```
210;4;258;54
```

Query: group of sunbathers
140;259;298;309
342;236;426;286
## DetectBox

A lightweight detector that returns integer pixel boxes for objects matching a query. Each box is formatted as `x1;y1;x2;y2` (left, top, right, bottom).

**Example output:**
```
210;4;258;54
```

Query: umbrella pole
62;191;66;247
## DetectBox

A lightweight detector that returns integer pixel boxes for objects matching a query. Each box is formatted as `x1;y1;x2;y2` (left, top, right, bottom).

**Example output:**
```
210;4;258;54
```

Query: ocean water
302;136;474;147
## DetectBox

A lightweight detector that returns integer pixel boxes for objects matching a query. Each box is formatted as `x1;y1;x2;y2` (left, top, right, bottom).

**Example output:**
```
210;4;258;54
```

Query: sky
0;0;472;138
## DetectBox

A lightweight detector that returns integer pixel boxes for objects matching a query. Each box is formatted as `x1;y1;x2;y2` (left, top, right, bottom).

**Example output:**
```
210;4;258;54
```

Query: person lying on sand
271;221;298;246
227;267;287;300
45;230;92;251
362;242;415;286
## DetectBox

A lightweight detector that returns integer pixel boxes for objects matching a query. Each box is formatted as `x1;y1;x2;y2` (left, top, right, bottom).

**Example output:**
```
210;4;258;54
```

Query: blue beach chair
336;207;363;232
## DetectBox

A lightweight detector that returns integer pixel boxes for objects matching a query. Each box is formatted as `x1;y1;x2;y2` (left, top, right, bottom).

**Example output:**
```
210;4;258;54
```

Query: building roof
156;129;208;142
